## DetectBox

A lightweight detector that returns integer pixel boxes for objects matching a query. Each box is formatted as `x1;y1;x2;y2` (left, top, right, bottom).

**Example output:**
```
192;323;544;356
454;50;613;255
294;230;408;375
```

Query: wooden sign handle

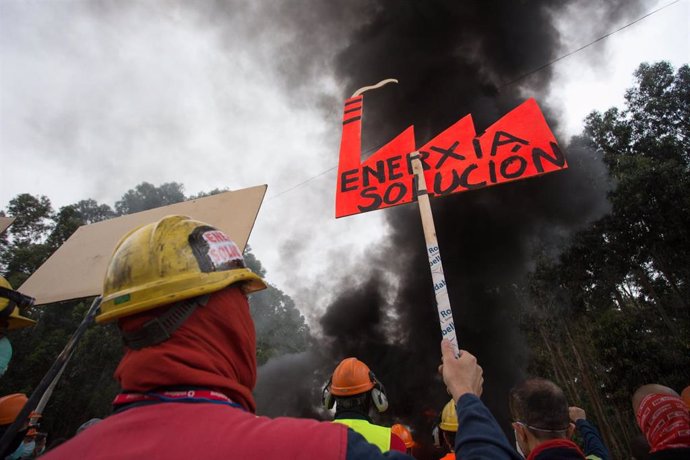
411;153;459;355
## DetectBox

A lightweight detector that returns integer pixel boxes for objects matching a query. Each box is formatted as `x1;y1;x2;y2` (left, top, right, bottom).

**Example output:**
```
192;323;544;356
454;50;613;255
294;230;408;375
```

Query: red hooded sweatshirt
42;287;352;460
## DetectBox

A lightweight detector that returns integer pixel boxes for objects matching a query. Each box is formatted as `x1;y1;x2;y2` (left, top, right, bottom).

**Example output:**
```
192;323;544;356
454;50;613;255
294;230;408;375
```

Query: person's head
632;384;678;414
509;378;574;456
391;424;415;455
632;384;690;453
322;357;388;416
0;276;37;333
438;399;458;452
0;393;30;454
96;215;267;412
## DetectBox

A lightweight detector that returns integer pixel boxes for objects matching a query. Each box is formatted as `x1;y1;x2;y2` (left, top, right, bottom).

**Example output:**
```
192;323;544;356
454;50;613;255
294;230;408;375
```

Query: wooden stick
411;153;459;354
0;296;102;457
33;347;73;420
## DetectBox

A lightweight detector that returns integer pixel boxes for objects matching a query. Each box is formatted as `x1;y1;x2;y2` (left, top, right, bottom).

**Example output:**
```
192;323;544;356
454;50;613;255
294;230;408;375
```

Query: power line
268;0;681;202
266;165;337;202
266;139;391;202
500;0;681;89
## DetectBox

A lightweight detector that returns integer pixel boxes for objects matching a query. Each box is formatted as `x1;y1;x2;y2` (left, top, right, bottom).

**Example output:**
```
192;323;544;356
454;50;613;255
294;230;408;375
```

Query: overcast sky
1;0;688;314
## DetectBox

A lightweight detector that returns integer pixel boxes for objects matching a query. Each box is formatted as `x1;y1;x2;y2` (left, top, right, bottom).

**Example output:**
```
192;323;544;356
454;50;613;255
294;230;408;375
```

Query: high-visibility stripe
334;419;391;452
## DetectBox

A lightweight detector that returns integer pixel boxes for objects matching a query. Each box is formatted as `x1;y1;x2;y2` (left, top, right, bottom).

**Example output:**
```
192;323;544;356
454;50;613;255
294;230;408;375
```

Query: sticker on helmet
189;226;246;273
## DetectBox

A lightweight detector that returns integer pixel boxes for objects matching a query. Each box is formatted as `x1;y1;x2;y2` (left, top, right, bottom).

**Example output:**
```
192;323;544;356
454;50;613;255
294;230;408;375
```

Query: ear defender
369;371;388;413
322;377;334;410
323;363;388;412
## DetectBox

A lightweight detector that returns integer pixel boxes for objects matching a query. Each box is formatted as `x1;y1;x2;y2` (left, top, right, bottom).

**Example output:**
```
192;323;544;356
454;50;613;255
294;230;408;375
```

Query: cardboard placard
0;217;15;236
336;98;566;218
19;185;267;305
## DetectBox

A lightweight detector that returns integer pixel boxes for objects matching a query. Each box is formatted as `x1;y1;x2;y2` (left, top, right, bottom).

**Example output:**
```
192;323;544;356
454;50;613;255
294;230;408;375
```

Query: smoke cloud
255;1;643;455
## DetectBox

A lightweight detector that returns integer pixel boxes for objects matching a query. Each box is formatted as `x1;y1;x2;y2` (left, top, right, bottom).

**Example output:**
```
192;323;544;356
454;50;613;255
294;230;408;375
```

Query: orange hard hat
392;424;416;448
330;358;375;396
681;386;690;409
26;428;37;437
0;393;28;425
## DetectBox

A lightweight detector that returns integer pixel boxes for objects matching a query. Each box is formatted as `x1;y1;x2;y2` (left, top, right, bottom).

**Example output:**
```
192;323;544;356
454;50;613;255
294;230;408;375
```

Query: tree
0;194;54;286
46;205;83;251
72;199;116;224
114;182;186;215
243;246;310;364
523;62;690;458
0;195;116;285
250;285;310;365
4;194;52;244
188;187;230;200
47;199;116;250
581;62;690;317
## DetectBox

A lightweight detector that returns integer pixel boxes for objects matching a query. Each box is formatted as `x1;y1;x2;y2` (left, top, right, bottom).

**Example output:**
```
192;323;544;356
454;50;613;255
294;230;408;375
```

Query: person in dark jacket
568;406;610;460
509;378;586;459
632;384;690;459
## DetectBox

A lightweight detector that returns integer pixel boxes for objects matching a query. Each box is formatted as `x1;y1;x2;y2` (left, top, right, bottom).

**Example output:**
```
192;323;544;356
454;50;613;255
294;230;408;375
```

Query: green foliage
5;194;52;244
250;285;310;365
114;181;186;214
0;194;54;286
0;181;309;440
72;199;116;224
47;205;83;251
524;62;690;458
243;246;267;278
187;187;230;200
0;242;52;287
585;61;689;167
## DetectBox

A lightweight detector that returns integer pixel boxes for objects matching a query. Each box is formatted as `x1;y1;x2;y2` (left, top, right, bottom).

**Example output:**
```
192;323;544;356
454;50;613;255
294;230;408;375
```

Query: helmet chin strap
0;287;35;318
121;295;209;350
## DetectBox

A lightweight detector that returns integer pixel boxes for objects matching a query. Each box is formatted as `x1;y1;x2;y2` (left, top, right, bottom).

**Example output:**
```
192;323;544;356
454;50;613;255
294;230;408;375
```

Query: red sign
335;97;567;218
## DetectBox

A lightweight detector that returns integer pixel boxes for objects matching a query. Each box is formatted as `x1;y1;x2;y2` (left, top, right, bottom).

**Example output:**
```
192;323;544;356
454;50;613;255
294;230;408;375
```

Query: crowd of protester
0;215;688;459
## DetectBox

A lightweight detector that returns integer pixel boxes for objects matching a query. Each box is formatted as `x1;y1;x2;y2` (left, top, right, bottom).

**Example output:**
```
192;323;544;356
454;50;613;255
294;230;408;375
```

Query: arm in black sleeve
455;394;523;460
575;419;610;460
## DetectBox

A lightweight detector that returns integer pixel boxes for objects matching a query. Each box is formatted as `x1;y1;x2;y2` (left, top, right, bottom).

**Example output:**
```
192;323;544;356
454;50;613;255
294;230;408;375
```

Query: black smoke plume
256;1;643;456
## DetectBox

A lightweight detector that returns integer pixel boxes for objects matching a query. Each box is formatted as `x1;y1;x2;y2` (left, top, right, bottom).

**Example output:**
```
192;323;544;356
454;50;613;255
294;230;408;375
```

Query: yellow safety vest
333;419;391;452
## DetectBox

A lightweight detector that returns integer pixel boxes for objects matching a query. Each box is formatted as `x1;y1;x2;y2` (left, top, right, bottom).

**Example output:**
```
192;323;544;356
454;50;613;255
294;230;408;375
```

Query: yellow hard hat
0;277;36;330
97;215;267;324
439;399;458;432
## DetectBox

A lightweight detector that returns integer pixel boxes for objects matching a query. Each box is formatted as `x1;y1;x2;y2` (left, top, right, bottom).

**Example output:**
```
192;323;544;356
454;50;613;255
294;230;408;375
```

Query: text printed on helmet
202;231;243;268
